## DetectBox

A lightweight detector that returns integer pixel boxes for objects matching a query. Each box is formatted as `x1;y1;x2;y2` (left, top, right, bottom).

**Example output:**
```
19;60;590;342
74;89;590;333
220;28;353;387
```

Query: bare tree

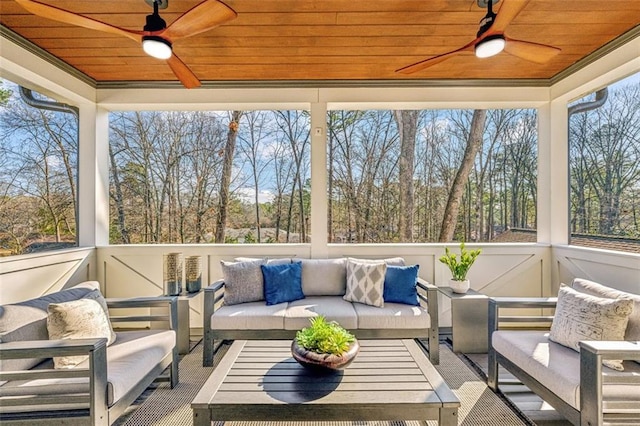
393;110;418;241
439;110;487;242
215;111;243;243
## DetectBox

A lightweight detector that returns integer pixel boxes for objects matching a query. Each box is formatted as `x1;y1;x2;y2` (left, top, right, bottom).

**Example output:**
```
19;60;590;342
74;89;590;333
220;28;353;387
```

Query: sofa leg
428;332;440;365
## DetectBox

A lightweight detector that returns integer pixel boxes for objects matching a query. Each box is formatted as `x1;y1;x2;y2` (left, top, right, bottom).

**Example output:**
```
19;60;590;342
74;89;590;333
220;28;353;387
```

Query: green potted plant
439;242;481;294
291;316;359;371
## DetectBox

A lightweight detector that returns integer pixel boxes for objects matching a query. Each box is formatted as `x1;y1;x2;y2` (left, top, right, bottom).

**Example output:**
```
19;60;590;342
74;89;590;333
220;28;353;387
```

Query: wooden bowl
291;339;360;371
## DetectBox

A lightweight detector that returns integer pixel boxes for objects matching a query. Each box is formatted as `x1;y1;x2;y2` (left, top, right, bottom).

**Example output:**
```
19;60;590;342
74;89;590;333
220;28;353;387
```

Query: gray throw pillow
221;259;266;305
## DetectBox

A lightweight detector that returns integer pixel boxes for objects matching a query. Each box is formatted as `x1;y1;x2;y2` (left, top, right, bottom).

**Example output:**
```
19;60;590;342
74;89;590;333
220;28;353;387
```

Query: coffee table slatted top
192;339;459;423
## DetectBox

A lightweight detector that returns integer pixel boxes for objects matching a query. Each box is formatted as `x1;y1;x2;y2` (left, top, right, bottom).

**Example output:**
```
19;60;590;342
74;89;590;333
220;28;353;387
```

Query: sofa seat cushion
353;302;430;329
284;296;357;330
0;329;175;410
211;301;288;330
492;330;640;410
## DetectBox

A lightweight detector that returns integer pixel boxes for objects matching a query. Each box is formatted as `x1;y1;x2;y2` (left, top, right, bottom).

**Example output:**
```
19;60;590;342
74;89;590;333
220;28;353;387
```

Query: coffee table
192;339;459;425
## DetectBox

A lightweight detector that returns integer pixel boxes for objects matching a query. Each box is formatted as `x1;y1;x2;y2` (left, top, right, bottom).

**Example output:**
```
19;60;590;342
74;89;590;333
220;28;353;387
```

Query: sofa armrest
106;296;178;331
579;340;640;425
417;278;439;364
0;338;109;423
202;280;225;367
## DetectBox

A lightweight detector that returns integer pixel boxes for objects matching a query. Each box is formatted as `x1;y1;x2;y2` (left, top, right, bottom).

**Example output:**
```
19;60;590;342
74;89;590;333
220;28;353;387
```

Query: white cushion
211;301;288;330
572;278;640;341
492;330;640;410
353;302;430;329
46;298;116;369
300;258;347;296
348;257;405;266
549;285;633;371
343;258;386;307
284;296;357;330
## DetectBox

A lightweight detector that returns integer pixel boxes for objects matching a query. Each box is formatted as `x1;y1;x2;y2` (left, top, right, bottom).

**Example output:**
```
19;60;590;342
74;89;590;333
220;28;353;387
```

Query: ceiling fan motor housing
144;11;167;32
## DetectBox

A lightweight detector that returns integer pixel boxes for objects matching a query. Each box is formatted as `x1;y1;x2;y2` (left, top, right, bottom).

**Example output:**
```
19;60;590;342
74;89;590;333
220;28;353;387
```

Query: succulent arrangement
295;316;356;356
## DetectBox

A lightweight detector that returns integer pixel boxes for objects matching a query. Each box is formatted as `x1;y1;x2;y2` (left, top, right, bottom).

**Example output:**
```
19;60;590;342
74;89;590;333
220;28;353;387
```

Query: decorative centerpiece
291;316;359;372
439;242;482;294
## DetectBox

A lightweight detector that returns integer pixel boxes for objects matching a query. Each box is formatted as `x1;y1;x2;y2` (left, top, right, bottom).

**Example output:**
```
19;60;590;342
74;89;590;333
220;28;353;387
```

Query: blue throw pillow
383;265;420;306
261;261;305;305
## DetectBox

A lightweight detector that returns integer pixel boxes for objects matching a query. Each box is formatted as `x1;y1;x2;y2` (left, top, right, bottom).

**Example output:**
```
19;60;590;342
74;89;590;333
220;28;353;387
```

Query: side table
153;290;202;355
438;287;489;353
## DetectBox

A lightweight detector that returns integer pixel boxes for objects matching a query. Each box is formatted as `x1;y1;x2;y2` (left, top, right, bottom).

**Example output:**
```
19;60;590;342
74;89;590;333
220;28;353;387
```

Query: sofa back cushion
300;258;347;296
571;278;640;341
0;281;101;372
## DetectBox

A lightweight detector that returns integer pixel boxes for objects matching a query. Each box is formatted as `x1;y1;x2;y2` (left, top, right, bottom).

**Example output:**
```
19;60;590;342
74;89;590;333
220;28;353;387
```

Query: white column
537;103;551;245
78;104;109;247
309;100;328;258
548;100;569;245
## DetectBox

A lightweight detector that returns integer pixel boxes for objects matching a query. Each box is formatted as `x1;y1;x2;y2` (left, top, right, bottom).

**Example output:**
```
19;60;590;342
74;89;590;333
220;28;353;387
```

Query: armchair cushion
572;278;640;341
549;285;633;371
492;330;640;410
47;297;116;369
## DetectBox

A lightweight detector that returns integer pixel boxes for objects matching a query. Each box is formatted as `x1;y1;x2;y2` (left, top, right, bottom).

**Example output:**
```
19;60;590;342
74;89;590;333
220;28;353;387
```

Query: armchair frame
0;296;179;426
487;297;640;426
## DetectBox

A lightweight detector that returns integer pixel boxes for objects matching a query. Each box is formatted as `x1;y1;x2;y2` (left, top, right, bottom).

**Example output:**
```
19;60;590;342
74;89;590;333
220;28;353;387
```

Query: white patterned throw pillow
343;258;386;308
549;285;634;371
47;298;116;369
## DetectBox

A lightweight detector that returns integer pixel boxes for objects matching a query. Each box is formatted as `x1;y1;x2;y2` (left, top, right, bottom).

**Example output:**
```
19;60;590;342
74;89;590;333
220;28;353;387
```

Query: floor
463;352;572;426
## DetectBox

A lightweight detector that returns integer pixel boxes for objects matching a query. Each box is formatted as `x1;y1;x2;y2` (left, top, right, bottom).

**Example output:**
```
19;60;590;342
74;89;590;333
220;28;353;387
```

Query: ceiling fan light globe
475;35;506;58
142;36;172;60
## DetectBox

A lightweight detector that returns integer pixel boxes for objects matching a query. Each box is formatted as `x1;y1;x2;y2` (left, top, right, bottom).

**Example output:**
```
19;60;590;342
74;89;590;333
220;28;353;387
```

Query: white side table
438;287;489;353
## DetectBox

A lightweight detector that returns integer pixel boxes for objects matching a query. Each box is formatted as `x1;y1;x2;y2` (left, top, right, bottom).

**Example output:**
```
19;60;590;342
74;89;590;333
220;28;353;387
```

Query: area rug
115;340;535;426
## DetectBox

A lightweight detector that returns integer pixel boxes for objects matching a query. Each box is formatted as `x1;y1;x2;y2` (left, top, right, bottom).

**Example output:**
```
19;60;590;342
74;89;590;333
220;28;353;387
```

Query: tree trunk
108;143;130;243
215;111;243;243
393;110;418;242
439;109;487;242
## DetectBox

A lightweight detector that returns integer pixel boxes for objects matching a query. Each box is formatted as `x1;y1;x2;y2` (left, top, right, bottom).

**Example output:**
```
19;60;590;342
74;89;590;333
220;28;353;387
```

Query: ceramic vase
449;278;470;294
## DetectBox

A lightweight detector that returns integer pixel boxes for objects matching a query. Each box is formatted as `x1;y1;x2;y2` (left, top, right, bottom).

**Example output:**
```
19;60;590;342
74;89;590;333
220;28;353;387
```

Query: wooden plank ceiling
1;0;639;86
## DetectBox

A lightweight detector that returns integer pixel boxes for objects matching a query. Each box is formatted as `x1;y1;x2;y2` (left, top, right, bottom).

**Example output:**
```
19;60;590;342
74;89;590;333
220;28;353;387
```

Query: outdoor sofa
488;278;640;425
0;281;178;425
203;257;439;367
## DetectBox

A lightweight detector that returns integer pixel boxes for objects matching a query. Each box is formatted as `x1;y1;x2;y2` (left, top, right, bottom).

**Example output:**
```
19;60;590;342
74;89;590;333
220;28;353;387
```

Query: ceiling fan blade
14;0;142;42
504;38;561;63
162;0;237;41
396;42;476;74
491;0;530;32
166;54;201;88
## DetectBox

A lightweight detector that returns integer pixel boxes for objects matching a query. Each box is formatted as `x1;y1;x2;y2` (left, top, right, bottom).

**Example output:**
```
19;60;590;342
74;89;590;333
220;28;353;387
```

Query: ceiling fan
14;0;237;88
396;0;560;75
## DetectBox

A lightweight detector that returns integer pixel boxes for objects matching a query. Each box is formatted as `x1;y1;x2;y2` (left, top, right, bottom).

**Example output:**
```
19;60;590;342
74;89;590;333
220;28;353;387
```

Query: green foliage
439;242;481;281
295;316;355;355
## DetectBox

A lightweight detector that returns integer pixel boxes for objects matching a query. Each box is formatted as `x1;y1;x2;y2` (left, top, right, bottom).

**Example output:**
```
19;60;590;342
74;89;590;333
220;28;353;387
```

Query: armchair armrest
488;296;557;333
0;338;107;361
579;340;640;425
107;296;178;331
0;338;108;420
